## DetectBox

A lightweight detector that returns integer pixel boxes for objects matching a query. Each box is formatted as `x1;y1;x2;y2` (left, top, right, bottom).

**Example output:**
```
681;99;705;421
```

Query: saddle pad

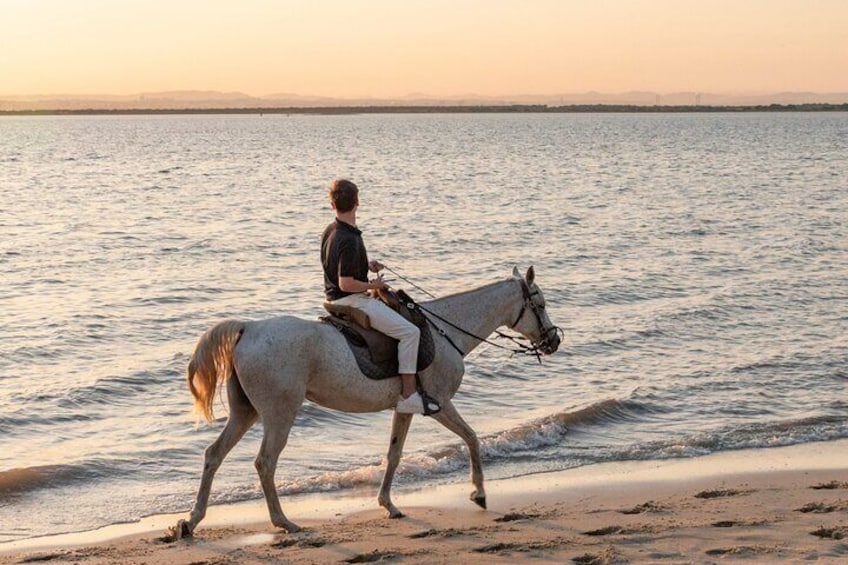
321;303;435;380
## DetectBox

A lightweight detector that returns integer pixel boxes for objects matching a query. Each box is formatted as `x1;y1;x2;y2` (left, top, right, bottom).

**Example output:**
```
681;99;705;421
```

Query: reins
384;265;561;363
383;265;437;299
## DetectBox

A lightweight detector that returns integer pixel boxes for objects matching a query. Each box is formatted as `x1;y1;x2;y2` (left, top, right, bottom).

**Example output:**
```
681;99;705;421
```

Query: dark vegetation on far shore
2;103;847;116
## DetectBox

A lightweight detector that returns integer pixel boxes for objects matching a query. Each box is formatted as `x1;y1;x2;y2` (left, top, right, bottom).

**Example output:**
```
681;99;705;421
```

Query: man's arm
336;238;385;293
338;275;387;293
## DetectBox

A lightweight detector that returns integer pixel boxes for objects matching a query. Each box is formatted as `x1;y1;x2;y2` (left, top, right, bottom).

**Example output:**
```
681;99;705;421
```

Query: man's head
330;179;359;213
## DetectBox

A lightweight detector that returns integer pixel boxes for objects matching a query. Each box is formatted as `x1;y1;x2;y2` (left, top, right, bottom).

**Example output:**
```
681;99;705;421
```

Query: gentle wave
6;367;178;411
0;463;108;499
0;400;643;500
273;399;647;496
3;400;847;537
268;403;848;499
612;415;848;461
0;410;104;436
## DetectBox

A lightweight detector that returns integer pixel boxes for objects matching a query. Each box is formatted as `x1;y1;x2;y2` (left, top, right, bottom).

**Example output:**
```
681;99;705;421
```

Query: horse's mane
420;277;514;306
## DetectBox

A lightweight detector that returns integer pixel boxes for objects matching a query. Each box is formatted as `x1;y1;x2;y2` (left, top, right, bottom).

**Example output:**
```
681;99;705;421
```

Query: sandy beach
2;440;847;564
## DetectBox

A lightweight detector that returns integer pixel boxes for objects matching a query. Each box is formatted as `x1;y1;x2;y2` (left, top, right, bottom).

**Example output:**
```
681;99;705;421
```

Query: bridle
508;278;563;358
401;277;563;363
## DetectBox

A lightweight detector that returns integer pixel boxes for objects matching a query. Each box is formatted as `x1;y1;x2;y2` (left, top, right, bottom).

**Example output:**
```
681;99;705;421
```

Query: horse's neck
423;279;522;356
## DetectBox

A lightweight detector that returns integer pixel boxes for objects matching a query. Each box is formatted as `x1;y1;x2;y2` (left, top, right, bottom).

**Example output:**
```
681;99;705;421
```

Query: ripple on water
1;112;847;540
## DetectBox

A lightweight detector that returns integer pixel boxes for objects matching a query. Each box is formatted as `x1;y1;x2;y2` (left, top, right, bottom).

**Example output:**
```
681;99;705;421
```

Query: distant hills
2;90;848;112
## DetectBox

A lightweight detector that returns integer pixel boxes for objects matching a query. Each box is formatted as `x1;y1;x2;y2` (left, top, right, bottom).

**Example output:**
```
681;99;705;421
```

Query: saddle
321;290;436;380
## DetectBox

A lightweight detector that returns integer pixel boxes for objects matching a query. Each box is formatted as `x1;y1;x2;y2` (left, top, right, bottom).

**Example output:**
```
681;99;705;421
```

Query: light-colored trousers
332;293;420;374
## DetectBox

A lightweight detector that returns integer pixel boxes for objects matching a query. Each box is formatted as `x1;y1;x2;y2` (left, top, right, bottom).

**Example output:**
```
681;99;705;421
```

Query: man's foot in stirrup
395;392;424;414
418;390;441;416
395;391;441;416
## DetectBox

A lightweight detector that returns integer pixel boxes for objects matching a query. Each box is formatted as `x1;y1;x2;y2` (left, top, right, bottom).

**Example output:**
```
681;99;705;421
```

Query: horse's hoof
471;494;487;509
387;509;405;519
277;521;301;534
162;519;193;542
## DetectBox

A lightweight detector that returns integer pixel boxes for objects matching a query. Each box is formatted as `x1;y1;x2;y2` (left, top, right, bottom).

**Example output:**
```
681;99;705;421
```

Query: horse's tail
186;320;246;423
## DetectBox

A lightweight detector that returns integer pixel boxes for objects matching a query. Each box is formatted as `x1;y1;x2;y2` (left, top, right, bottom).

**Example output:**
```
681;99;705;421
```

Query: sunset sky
2;0;847;97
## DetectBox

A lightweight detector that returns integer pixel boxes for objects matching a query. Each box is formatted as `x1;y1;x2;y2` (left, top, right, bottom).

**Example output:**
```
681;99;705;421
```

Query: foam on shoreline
2;438;846;557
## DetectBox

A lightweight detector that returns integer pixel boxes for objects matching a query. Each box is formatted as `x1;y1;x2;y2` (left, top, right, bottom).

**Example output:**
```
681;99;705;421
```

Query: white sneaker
395;392;425;414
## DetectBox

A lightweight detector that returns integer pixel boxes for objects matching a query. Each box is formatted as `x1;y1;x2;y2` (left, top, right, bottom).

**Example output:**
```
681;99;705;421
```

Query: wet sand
2;440;847;564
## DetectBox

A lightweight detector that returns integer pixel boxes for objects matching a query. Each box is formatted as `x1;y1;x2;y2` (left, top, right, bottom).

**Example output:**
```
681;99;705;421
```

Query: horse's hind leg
183;377;257;535
432;400;487;509
255;410;301;533
378;411;413;518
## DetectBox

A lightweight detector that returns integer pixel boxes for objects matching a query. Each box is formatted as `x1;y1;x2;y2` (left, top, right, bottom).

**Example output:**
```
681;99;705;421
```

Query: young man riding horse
174;180;560;538
321;179;440;415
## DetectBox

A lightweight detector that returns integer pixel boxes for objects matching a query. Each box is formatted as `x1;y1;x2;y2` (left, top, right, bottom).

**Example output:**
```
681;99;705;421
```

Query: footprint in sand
694;488;753;499
408;527;463;539
474;542;520;554
473;538;571;554
572;554;604;565
572;548;619;564
344;550;399;563
16;552;66;563
705;545;774;557
810;526;847;540
797;501;845;513
581;525;628;536
711;519;766;528
494;511;541;522
810;480;848;490
618;500;667;514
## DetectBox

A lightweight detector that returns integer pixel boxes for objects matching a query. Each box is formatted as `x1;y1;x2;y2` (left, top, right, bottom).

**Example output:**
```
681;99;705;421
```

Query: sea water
1;112;846;541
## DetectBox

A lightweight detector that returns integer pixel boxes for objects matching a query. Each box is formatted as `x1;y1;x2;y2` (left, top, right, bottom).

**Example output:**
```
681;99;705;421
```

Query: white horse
175;266;561;537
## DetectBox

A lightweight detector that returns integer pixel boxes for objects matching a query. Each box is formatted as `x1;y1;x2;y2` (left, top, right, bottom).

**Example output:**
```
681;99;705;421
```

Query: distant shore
2;103;848;116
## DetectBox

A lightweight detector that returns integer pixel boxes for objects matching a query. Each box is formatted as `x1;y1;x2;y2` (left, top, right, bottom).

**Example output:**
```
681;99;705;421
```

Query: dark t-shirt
321;219;369;301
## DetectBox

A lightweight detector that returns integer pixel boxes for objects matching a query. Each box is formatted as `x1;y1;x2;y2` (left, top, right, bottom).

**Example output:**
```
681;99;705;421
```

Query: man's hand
339;275;387;293
368;260;385;273
370;274;389;290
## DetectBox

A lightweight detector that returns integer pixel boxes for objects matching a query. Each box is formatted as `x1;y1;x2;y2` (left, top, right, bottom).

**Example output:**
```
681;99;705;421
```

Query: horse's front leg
432;400;486;508
378;410;413;518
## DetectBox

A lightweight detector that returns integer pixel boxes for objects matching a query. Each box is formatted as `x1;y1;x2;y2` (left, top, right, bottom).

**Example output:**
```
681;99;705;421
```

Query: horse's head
510;266;562;356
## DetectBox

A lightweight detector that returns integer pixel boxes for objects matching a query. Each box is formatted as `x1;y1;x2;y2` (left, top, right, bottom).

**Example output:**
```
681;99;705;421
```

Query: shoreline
3;439;847;563
2;103;848;116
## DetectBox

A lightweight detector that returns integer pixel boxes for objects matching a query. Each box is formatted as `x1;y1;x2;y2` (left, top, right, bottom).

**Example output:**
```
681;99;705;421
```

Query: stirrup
419;390;441;416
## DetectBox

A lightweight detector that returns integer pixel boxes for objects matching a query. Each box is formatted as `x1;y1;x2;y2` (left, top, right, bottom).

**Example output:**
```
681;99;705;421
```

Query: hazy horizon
4;88;848;100
3;0;847;99
4;88;847;113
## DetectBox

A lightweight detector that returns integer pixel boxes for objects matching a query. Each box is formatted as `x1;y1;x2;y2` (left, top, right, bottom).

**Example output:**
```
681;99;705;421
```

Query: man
321;179;439;415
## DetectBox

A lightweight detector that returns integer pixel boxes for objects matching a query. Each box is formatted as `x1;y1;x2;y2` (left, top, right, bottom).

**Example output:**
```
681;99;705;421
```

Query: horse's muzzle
538;327;562;355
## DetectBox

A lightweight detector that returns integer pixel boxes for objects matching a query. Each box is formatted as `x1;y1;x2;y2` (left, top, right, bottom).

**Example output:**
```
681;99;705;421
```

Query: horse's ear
512;266;521;279
525;266;535;285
